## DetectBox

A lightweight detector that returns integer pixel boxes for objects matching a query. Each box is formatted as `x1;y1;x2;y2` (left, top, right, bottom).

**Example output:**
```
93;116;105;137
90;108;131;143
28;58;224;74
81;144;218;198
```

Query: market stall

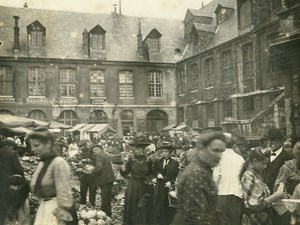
67;123;116;141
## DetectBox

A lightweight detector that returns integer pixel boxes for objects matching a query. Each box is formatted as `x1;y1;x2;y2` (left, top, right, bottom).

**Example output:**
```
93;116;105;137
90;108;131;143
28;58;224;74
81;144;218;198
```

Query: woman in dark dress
120;136;153;225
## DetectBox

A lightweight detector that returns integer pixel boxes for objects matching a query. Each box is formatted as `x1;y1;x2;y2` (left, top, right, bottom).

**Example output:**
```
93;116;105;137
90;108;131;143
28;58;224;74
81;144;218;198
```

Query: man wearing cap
213;133;244;225
153;142;179;225
264;127;294;225
90;144;115;217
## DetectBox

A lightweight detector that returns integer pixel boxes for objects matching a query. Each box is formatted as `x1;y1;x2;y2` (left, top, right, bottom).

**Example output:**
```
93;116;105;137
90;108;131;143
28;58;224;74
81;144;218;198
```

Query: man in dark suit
91;145;115;217
0;138;25;225
264;128;294;225
153;142;179;225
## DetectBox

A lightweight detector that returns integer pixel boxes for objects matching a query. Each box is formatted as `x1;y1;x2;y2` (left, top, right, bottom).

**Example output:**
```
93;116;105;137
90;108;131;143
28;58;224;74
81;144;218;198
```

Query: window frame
177;69;185;95
90;69;105;98
90;33;105;50
148;38;160;52
242;43;254;80
221;50;233;84
190;64;198;91
119;70;134;98
149;71;163;98
59;68;76;97
28;67;45;96
0;67;13;96
205;57;214;87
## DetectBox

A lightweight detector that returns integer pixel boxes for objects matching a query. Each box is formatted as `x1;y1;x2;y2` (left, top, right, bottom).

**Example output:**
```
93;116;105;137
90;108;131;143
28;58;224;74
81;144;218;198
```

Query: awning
49;121;71;129
0;127;32;135
67;123;116;135
0;114;49;128
81;124;116;134
66;124;86;132
174;124;188;131
161;124;177;131
79;124;95;132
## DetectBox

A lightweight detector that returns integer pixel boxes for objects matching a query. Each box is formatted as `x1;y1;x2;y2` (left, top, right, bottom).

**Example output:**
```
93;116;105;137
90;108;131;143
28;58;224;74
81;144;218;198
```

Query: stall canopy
173;124;188;131
82;124;116;134
49;121;71;129
66;124;86;132
67;123;116;140
0;127;32;136
161;124;177;131
0;114;49;128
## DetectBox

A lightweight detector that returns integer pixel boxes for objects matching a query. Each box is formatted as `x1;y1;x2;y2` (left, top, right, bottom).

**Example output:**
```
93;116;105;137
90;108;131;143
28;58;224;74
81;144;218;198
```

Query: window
190;64;198;91
177;69;185;94
91;34;104;50
146;28;162;52
59;68;76;97
27;21;45;47
89;24;106;50
119;71;133;97
244;96;254;112
89;110;108;123
205;58;214;87
149;38;160;51
90;70;105;97
28;110;47;121
28;67;45;96
221;50;233;83
193;33;198;46
224;101;233;118
58;110;78;127
242;43;254;80
149;71;162;97
0;67;13;96
31;26;43;46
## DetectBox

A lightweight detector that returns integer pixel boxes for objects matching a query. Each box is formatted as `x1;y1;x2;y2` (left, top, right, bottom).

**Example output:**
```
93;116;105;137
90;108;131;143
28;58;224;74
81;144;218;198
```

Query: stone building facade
0;6;184;136
177;0;300;140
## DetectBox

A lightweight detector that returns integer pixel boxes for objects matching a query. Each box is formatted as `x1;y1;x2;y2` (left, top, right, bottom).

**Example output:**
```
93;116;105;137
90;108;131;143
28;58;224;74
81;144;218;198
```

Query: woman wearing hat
28;127;78;225
120;136;153;225
153;142;179;225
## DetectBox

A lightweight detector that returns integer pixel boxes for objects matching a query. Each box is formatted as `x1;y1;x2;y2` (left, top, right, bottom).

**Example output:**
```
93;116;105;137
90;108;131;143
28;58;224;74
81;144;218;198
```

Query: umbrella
49;121;71;129
0;114;49;128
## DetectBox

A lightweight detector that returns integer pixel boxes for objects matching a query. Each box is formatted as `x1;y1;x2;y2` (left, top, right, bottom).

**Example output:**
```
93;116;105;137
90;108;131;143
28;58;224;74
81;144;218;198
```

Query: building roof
193;22;218;33
182;0;238;59
0;6;185;63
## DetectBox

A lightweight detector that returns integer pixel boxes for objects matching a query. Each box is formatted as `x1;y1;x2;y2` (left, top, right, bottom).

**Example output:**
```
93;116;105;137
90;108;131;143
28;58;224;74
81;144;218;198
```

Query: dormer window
89;25;106;50
27;20;46;47
146;28;162;52
215;4;234;25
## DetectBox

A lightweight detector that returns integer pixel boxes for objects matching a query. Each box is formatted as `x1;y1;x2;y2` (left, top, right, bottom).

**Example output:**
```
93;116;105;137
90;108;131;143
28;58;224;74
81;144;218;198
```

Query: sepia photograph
0;0;300;224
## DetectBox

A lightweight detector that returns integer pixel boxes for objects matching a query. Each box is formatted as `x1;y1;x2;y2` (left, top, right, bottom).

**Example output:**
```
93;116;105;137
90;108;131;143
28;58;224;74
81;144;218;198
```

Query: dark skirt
123;177;153;225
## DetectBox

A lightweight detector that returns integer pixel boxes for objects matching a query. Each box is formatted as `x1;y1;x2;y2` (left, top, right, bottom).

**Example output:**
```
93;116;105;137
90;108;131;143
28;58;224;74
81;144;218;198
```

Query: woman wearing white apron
28;127;78;225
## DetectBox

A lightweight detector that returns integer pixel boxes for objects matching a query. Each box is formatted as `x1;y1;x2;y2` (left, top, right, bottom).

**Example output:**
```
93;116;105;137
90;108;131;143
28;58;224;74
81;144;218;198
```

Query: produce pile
77;205;112;225
18;152;129;225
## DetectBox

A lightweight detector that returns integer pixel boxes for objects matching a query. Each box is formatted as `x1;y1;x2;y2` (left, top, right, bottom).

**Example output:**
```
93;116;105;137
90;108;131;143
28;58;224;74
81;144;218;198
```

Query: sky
0;0;212;20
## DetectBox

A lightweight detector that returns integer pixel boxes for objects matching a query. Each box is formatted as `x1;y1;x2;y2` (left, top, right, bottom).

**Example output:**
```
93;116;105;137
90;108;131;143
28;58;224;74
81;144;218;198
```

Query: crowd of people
0;126;300;225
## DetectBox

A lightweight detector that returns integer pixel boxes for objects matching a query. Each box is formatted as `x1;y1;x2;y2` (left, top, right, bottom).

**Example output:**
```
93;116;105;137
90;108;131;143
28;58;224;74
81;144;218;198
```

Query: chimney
137;18;143;56
119;0;122;14
82;29;89;57
113;4;117;13
13;16;20;52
